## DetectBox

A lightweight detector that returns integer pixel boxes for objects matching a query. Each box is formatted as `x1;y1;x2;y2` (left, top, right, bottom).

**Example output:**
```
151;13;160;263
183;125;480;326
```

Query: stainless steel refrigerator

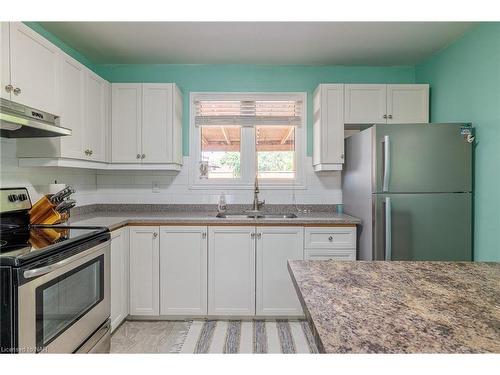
343;123;473;261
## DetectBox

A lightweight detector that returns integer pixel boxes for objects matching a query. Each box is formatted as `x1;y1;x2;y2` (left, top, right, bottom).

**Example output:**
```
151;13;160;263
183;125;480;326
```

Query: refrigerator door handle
382;135;391;192
384;197;392;260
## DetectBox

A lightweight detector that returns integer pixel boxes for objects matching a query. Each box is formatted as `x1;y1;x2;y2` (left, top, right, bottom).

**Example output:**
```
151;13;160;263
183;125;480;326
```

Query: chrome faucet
252;175;265;212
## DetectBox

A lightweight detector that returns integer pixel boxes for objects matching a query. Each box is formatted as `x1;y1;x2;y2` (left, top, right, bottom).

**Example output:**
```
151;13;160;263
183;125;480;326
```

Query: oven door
17;241;110;353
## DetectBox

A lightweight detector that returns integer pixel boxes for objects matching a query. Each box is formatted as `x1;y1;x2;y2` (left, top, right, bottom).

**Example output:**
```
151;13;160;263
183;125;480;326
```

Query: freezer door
374;124;472;193
374;193;472;261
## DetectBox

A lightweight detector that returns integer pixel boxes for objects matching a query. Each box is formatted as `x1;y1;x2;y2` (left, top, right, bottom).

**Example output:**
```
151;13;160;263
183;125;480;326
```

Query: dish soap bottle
217;193;227;216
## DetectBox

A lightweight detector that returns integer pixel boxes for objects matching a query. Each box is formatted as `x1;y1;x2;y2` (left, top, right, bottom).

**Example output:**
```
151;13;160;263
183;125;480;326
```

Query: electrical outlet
152;181;160;193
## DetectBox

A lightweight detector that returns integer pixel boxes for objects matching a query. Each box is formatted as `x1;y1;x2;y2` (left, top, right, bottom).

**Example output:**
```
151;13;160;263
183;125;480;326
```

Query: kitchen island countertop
288;260;500;353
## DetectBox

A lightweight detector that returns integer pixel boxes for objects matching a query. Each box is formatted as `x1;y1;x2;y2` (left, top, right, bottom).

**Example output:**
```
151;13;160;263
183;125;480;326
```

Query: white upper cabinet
111;83;142;163
112;83;183;167
1;23;11;101
256;227;304;316
344;84;387;124
17;49;110;163
58;53;85;159
8;22;59;114
386;84;429;124
84;71;108;162
313;84;345;171
344;84;429;124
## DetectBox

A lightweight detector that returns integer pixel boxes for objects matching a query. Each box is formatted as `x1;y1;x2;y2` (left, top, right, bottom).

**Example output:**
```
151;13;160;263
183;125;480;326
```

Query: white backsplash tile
1;140;342;206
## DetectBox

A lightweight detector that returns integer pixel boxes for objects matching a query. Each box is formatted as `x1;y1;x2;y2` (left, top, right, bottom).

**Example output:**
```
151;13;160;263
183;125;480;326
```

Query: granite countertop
68;209;360;231
288;260;500;353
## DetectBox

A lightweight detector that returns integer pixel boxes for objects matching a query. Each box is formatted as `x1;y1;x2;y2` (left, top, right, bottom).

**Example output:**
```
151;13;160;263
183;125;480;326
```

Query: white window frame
189;92;307;190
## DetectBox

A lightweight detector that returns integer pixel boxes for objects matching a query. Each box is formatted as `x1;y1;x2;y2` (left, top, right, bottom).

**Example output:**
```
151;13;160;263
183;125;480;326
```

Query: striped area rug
179;320;318;354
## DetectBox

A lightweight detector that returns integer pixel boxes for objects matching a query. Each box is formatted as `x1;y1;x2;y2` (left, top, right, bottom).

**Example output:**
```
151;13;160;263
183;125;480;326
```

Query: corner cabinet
111;83;183;170
313;84;345;171
17;48;111;164
129;226;160;316
344;84;429;124
159;226;208;316
256;227;304;316
208;226;256;316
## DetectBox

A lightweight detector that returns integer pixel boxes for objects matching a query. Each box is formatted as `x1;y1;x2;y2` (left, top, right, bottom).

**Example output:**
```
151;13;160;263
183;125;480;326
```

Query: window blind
194;100;303;127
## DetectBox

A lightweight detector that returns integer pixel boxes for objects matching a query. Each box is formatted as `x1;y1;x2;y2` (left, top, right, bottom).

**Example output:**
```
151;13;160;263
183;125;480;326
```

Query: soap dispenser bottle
217;193;227;216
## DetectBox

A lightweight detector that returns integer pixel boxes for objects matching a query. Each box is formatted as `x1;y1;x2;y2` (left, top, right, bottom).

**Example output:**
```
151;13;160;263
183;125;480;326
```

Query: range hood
0;98;71;138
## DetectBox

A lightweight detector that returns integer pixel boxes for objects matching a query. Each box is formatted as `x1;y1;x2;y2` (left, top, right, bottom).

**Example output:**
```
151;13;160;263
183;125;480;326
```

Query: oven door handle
23;256;77;279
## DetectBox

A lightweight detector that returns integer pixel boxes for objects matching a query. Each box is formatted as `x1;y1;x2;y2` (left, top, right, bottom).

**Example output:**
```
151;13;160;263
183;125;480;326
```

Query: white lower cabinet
159;226;208;316
208;226;256;316
124;224;356;319
110;227;129;332
304;226;357;260
129;226;160;316
256;227;304;316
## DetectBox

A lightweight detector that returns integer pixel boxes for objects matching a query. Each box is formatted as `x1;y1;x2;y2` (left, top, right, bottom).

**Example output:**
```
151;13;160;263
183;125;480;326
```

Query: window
190;93;306;188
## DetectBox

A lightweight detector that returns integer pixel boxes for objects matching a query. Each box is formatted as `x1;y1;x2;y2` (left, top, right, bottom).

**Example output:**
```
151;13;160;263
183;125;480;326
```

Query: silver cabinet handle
5;84;13;93
382;135;391;192
153;232;158;238
388;115;393;119
250;232;255;239
328;236;333;241
384;197;392;261
13;87;21;95
202;232;207;239
256;233;262;239
383;114;387;119
136;154;141;159
89;150;93;156
141;154;146;159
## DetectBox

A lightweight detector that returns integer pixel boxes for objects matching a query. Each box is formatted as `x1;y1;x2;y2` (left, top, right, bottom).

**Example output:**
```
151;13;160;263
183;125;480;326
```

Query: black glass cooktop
0;225;109;266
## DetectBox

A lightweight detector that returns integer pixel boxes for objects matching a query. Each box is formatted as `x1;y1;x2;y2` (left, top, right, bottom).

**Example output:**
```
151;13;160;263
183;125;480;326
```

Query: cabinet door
160;226;207;316
9;22;59;114
313;84;345;166
129;226;159;316
59;53;85;159
110;228;128;332
142;83;173;163
111;83;142;163
1;23;11;100
386;84;429;124
208;226;255;316
85;71;107;161
344;84;387;124
256;227;304;316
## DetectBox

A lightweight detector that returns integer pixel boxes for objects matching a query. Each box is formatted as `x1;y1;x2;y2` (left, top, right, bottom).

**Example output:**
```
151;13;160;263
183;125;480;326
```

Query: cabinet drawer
304;227;356;249
305;248;356;261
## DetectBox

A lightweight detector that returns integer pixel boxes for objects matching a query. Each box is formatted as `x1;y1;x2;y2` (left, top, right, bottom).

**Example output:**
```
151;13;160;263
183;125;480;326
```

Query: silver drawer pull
328;236;333;241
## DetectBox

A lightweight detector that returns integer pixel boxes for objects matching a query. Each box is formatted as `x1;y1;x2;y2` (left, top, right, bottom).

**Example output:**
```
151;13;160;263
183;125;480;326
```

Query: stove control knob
18;194;28;201
8;194;19;202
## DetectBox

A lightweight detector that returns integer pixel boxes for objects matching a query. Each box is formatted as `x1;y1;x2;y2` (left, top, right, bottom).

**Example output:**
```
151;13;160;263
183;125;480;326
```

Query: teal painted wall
96;64;415;155
416;23;500;261
24;22;99;74
23;22;415;156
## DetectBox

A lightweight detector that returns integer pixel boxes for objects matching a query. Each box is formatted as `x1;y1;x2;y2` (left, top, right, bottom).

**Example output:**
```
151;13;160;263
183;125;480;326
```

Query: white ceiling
39;22;476;65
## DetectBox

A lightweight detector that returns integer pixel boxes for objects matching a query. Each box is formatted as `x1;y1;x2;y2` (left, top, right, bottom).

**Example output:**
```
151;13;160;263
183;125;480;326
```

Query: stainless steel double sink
216;212;298;219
